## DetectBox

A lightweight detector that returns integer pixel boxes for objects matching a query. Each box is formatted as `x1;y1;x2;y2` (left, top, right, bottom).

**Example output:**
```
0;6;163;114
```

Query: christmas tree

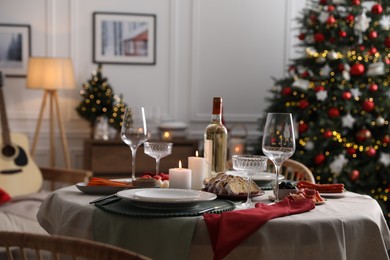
108;94;128;132
260;0;390;224
76;64;115;136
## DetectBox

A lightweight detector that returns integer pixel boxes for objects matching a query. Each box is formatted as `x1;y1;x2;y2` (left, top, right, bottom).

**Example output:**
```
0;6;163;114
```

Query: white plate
134;189;201;202
319;191;346;198
76;182;129;195
226;170;285;181
117;188;217;204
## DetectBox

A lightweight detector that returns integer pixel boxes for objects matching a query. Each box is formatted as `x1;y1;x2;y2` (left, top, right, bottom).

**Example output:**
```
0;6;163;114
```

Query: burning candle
188;151;206;190
169;160;192;189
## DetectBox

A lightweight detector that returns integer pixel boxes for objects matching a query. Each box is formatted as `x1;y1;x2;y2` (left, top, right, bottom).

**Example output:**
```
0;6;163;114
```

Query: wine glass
144;142;173;175
262;113;295;202
121;107;148;180
232;155;268;209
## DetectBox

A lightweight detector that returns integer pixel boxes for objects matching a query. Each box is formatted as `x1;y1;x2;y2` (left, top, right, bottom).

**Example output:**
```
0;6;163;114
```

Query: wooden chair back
40;167;92;191
267;159;315;183
0;231;151;260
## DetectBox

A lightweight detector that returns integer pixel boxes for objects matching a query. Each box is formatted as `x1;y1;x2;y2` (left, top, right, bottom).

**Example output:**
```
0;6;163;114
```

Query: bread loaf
203;173;260;196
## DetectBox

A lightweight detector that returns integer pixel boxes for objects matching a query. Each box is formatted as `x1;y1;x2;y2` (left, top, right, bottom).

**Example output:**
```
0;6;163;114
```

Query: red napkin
203;198;315;260
0;188;11;205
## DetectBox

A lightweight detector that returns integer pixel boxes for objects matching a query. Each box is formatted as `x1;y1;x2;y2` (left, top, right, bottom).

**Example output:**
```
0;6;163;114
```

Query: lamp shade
26;57;75;90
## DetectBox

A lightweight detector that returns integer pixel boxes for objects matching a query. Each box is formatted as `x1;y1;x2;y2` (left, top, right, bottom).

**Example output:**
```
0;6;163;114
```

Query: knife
89;194;117;204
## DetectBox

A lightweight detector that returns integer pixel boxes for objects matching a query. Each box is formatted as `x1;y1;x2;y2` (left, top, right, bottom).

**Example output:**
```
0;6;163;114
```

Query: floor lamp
26;57;75;168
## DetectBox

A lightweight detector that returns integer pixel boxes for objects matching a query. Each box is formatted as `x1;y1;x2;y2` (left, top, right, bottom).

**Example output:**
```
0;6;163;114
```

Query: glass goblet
262;113;295;202
121;107;148;180
144;142;173;175
232;155;268;209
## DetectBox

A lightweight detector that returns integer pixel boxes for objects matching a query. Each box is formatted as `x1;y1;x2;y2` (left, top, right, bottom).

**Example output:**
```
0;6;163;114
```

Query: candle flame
195;150;199;157
179;160;182;169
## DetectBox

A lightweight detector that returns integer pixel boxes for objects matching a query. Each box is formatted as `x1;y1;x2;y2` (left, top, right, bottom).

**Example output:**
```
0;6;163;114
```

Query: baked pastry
204;173;260;196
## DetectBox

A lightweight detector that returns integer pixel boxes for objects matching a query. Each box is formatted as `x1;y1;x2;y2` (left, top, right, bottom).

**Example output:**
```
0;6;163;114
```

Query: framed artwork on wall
93;12;156;65
0;24;31;77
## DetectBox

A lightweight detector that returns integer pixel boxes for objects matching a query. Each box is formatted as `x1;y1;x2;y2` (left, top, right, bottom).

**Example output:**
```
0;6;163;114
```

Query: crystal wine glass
232;155;268;209
121;107;148;180
262;113;295;202
144;142;173;175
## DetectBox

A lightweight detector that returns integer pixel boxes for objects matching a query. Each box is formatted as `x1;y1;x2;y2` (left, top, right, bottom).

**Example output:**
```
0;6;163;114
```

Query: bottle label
204;139;213;179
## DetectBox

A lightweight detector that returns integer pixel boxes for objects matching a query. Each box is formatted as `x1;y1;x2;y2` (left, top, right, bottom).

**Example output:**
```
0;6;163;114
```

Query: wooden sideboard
83;139;199;177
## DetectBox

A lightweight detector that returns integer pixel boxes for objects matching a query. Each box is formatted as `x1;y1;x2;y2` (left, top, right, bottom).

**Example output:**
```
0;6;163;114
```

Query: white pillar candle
169;161;192;189
188;151;206;190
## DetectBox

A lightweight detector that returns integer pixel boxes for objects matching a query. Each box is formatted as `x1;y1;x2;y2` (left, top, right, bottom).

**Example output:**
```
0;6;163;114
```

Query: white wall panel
0;0;305;168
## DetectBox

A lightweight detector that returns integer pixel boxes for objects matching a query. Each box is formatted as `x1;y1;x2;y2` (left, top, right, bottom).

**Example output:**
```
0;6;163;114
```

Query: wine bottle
204;97;228;178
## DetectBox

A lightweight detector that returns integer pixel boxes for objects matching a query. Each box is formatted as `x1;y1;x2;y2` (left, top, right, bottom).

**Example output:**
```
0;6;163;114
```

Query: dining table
37;184;390;260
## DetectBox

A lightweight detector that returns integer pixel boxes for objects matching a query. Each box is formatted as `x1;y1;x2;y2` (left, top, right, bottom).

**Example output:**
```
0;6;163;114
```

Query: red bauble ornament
369;47;378;55
369;31;378;39
298;33;305;40
358;45;365;51
362;99;375;112
281;87;292;96
372;4;383;14
328;107;340;118
315;85;325;92
352;0;360;5
328;5;335;12
350;170;360;181
347;147;356;155
314;154;326;165
369;84;378;92
350;63;365;76
299;99;310;109
346;14;354;23
300;71;309;78
385;37;390;48
342;91;352;100
327;16;336;25
356;129;372;142
366;147;376;157
338;64;345;71
339;31;347;38
298;123;309;134
323;130;333;138
383;135;390;144
314;33;325;42
310;14;317;23
320;0;327;4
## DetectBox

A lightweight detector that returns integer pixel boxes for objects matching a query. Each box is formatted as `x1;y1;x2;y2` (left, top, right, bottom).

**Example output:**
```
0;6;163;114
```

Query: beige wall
0;0;305;168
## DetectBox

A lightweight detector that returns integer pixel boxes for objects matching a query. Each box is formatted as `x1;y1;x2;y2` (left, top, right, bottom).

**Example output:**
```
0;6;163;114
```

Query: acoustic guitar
0;71;42;197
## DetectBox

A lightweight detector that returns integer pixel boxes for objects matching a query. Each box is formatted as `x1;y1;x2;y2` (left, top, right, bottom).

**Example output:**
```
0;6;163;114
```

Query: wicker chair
0;231;151;260
267;159;315;183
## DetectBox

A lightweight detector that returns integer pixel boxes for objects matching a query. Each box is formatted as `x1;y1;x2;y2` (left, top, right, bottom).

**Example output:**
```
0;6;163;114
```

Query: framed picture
93;12;156;65
0;24;31;77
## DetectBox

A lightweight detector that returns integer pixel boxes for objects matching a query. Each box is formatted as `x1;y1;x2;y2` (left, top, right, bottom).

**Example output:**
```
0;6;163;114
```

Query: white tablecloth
37;186;390;260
